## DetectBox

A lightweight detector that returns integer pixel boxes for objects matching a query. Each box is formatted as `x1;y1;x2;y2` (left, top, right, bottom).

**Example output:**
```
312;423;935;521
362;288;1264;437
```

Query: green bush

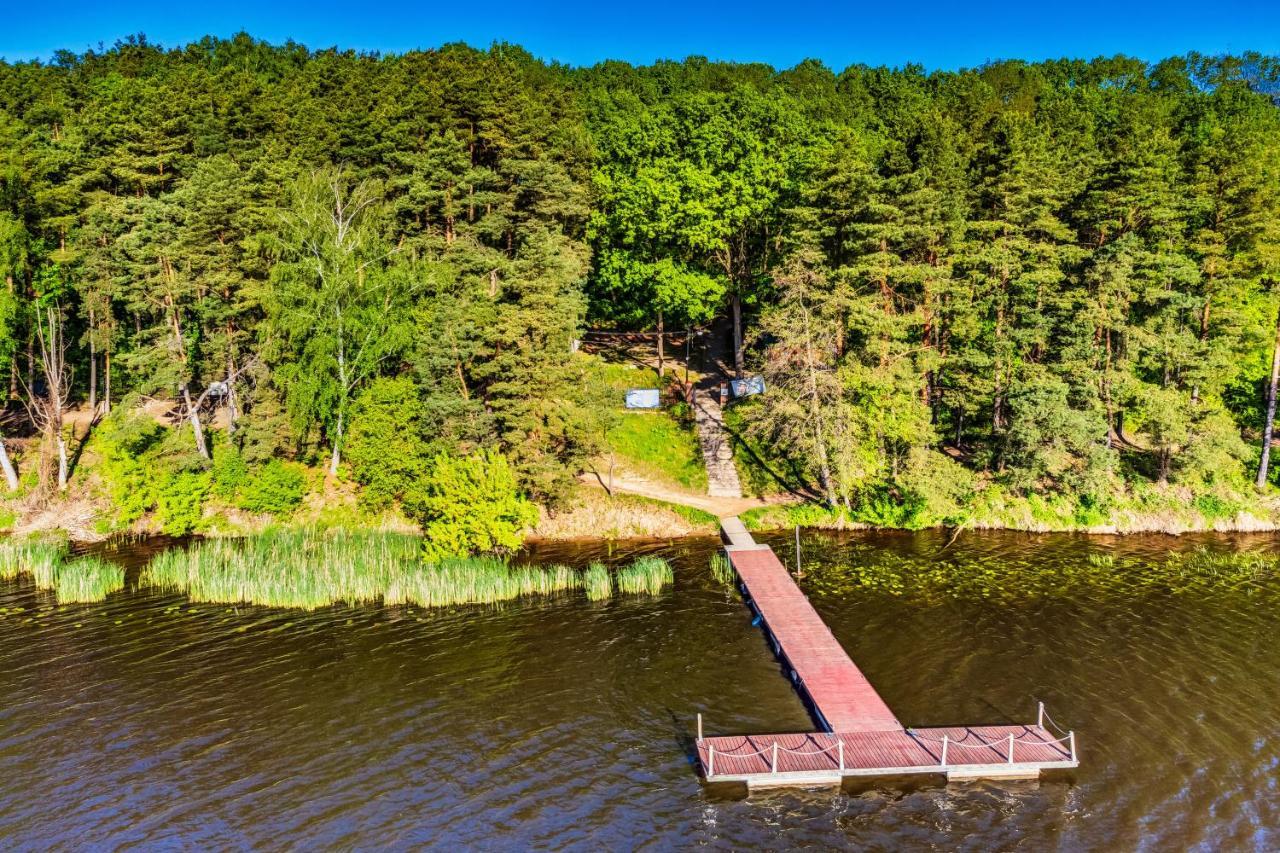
92;410;167;527
155;470;213;535
414;449;539;560
211;445;250;502
237;459;308;515
346;377;432;511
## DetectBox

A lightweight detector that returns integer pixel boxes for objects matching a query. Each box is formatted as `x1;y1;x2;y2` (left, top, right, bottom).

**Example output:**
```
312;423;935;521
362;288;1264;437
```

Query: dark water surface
1;530;1278;849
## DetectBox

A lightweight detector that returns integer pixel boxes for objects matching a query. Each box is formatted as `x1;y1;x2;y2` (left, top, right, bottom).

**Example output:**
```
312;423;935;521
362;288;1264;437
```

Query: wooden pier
699;520;1078;789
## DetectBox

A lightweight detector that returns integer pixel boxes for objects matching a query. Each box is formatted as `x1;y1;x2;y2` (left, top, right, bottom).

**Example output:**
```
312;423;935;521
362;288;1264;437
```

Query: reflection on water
1;529;1277;848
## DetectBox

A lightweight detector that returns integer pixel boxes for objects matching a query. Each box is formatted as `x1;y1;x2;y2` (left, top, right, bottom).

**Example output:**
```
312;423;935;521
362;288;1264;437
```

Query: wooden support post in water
708;745;715;777
1069;731;1077;763
697;713;703;741
771;742;779;773
940;735;949;767
1037;701;1045;728
838;740;844;772
1007;734;1015;764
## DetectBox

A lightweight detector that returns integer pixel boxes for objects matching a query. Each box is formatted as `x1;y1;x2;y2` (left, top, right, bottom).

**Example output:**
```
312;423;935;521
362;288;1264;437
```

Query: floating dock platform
698;520;1077;789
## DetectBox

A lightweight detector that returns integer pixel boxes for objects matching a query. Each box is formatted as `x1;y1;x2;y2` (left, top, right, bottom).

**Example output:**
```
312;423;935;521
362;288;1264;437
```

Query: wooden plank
697;725;1076;785
704;522;1079;787
727;546;902;732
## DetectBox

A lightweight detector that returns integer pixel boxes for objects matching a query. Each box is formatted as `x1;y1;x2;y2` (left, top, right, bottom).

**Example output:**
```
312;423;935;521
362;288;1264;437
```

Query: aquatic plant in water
144;528;588;611
0;536;68;588
583;562;612;601
709;552;734;586
54;557;126;604
616;556;673;595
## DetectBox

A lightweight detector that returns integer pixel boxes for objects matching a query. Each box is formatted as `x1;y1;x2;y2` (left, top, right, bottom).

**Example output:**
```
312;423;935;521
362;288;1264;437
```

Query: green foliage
211;446;250;502
345;377;432;511
154;470;213;535
237;460;307;516
414;450;539;559
1;39;1279;530
92;410;167;527
210;442;307;518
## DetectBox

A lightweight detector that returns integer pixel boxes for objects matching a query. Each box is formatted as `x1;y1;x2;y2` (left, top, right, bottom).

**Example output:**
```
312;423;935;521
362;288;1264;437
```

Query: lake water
0;530;1277;849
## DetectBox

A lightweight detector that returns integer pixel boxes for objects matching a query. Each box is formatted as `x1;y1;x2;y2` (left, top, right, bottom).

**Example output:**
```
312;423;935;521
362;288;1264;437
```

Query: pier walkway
699;519;1078;788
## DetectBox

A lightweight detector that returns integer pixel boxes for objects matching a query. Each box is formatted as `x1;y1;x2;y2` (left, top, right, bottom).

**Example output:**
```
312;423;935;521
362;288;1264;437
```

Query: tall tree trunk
56;434;67;491
225;344;240;437
104;346;111;413
657;310;665;378
182;386;209;459
800;301;836;506
88;324;98;414
329;409;344;476
1256;308;1280;488
731;293;744;379
0;436;18;492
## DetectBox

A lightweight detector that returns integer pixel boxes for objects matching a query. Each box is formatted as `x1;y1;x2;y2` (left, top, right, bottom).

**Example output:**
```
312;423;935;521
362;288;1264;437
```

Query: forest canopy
1;33;1278;530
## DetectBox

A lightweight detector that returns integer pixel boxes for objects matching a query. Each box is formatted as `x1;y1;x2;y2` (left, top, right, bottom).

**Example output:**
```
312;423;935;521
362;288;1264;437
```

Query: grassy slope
591;355;708;492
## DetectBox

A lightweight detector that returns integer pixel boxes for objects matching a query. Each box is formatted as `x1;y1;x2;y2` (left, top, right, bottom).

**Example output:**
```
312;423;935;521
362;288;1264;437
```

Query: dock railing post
940;735;949;767
1037;701;1045;729
771;742;779;774
794;526;801;575
838;740;844;772
697;713;703;742
1008;734;1015;765
1069;731;1077;763
708;744;715;778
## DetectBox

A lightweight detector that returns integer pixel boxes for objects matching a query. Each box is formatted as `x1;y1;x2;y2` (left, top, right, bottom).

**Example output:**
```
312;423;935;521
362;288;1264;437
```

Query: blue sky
3;0;1278;70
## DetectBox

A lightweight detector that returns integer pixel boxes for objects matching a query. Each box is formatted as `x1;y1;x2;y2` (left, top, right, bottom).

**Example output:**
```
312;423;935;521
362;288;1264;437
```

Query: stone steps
693;390;743;499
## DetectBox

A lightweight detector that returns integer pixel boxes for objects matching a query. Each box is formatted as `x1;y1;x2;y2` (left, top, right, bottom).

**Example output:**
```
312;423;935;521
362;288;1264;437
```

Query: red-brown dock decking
699;521;1078;788
725;545;901;733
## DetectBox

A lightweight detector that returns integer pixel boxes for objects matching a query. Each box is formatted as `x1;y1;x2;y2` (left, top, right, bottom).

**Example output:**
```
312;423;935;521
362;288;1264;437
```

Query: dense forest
0;34;1278;539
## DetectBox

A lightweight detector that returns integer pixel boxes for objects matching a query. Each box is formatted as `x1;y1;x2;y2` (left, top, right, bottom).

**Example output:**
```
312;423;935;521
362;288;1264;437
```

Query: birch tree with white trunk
265;168;410;475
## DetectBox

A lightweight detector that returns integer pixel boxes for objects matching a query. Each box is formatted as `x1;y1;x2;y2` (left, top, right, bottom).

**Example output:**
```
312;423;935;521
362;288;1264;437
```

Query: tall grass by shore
144;528;425;609
3;528;678;611
584;562;612;601
54;557;126;603
385;557;580;608
140;528;674;610
616;556;673;595
0;537;67;587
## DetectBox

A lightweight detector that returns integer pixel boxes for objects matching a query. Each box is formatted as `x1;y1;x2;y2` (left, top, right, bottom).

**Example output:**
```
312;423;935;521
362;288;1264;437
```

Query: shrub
895;447;975;526
415;449;539;560
92;410;166;526
155;470;213;535
237;459;308;515
345;377;432;511
211;445;250;502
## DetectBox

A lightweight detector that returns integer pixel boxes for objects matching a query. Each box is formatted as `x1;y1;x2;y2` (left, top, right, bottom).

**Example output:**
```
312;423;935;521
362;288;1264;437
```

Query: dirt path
578;470;791;519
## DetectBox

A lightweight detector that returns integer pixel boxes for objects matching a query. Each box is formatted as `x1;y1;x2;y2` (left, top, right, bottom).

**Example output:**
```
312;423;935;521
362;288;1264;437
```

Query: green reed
144;528;584;610
709;552;734;586
616;555;673;595
54;557;126;604
583;562;613;601
0;536;67;587
385;557;580;608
